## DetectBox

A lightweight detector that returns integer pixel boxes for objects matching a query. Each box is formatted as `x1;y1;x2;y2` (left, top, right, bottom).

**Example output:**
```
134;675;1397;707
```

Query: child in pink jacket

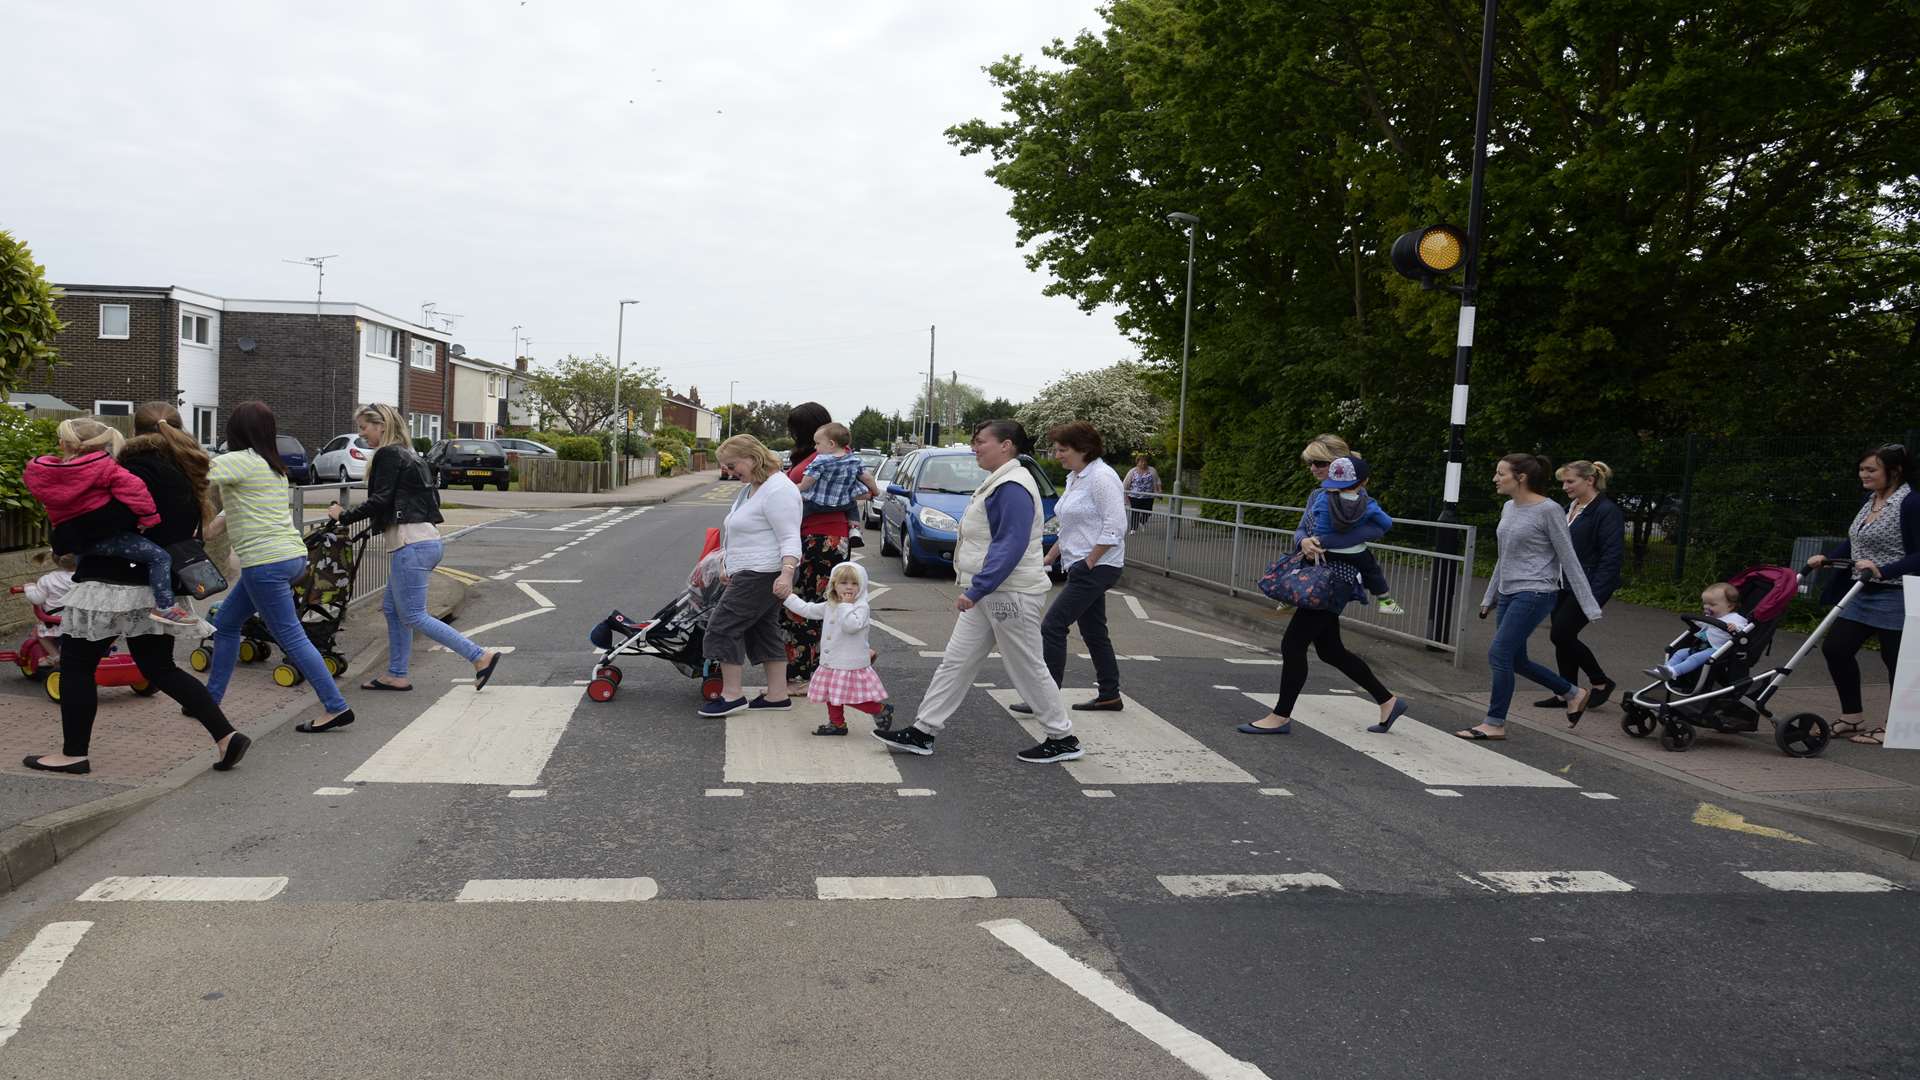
23;419;198;627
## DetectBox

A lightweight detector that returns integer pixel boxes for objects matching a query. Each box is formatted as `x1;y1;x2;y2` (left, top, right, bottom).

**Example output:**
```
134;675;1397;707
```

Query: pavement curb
0;576;472;897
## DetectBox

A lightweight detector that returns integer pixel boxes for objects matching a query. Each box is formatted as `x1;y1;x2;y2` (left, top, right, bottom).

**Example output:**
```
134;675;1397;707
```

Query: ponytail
133;401;215;526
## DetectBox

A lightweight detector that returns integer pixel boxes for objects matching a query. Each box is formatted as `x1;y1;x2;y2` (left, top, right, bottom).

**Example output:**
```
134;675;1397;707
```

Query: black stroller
188;524;369;688
585;540;726;704
1621;561;1873;757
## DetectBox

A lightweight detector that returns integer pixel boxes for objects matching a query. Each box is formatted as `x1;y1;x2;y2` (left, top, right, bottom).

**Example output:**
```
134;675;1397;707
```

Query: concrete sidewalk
1123;569;1918;858
297;469;719;512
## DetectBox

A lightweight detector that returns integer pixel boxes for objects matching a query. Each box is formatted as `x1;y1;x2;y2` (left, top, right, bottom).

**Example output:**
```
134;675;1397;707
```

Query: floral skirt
782;533;849;680
807;664;888;705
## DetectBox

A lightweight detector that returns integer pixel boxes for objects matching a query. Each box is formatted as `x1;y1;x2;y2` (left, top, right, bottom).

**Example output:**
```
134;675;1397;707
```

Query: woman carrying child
781;403;874;687
24;418;202;628
24;405;250;775
782;560;893;735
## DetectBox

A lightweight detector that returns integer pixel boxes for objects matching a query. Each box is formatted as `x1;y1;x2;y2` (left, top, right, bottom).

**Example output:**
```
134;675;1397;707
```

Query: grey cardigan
1482;499;1602;619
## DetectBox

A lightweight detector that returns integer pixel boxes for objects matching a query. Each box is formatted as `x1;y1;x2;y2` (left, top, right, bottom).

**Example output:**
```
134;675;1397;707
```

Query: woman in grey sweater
1456;454;1603;740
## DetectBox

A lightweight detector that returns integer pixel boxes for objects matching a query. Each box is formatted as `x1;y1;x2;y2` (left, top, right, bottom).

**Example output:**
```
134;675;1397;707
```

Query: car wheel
338;467;350;484
900;526;926;577
437;469;448;490
879;522;899;556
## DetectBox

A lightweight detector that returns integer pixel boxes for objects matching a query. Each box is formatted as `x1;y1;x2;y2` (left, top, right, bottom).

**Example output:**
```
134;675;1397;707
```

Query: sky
3;0;1134;424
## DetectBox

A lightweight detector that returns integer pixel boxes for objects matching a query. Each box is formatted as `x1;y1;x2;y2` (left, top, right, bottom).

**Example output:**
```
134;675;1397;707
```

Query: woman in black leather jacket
329;404;502;692
1535;460;1625;711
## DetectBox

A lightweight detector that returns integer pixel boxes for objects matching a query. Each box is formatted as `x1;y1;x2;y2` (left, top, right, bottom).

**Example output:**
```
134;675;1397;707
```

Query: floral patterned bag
1258;551;1359;610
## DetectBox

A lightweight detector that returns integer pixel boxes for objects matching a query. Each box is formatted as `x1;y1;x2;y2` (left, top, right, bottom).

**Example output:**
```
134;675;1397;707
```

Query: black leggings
1272;608;1392;716
1549;590;1612;687
1822;617;1901;717
59;634;234;757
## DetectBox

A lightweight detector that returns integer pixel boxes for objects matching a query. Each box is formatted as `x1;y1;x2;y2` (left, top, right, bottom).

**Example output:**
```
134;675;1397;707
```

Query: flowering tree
1016;362;1162;455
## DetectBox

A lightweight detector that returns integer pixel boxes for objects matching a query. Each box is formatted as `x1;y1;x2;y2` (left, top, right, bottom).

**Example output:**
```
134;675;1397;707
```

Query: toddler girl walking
781;560;892;735
24;419;199;627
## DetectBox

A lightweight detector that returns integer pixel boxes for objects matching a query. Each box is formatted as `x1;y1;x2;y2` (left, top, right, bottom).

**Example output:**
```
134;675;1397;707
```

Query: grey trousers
914;590;1070;738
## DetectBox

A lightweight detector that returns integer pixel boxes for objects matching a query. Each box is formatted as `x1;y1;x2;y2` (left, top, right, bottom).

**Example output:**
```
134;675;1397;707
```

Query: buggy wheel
1620;706;1656;739
323;654;346;677
595;666;623;685
1659;722;1696;752
238;640;258;663
189;647;211;673
700;676;724;701
587;677;617;703
44;671;60;703
272;664;300;688
255;642;272;664
131;679;158;697
1775;712;1831;758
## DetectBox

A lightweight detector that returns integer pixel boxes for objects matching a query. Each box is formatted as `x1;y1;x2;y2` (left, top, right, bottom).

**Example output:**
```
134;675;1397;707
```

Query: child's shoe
1646;664;1679;682
1376;597;1406;616
814;723;848;736
150;605;202;628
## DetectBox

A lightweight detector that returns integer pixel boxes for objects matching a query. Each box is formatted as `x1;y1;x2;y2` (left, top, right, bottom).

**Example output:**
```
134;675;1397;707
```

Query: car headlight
917;507;958;532
1043;515;1060;537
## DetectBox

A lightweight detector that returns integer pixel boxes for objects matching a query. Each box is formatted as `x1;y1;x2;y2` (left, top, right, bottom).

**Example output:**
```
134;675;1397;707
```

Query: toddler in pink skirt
782;561;891;735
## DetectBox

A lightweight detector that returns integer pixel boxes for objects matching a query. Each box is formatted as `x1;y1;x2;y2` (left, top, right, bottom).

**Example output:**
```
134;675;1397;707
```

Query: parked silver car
311;433;375;483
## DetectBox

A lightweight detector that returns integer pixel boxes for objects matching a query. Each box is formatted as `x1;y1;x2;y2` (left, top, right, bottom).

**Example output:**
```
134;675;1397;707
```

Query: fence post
1672;432;1699;582
1227;504;1243;597
1455;525;1475;668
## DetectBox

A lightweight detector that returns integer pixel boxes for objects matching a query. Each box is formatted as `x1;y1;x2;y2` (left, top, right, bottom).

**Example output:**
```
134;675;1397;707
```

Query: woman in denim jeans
329;404;502;693
1455;453;1603;741
206;402;356;733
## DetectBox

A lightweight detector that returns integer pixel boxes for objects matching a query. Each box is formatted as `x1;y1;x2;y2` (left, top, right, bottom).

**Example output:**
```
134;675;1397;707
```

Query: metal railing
1125;494;1477;666
289;481;389;607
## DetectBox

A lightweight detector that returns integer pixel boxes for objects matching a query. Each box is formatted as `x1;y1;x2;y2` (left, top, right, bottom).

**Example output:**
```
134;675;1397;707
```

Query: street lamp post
1167;212;1200;543
612;299;638;482
727;380;737;439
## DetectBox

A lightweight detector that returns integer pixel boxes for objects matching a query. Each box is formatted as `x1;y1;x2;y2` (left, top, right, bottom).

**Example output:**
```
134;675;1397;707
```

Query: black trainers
873;703;896;732
748;694;792;711
872;726;935;756
1016;735;1084;763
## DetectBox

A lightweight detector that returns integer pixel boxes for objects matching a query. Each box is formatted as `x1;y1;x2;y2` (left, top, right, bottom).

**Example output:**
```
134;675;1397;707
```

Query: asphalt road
1;481;1916;1079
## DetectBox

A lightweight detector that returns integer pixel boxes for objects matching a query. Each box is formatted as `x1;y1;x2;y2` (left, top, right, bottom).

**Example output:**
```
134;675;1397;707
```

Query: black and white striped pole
1393;0;1497;648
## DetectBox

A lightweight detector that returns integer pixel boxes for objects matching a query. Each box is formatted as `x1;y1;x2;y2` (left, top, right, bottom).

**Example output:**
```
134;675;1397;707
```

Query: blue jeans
207;556;348;714
1486;590;1573;726
383;540;484;676
1664;646;1716;679
87;532;174;608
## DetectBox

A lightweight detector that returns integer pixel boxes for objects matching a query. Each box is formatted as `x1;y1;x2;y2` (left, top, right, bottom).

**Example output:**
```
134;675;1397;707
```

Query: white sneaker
1376;598;1406;616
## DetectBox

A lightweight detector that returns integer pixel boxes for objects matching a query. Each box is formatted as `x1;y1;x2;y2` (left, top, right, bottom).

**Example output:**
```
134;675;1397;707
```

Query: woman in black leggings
24;403;248;775
1808;445;1916;746
1534;460;1624;709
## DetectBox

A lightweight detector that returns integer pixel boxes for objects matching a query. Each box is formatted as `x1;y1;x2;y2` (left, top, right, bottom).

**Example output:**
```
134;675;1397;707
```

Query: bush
412;437;433;454
768;436;794;452
656;423;695;447
555;436;603;462
659;450;679;475
0;408;60;524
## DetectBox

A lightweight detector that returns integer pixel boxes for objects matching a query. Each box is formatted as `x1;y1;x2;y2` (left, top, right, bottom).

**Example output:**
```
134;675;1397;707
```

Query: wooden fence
0;509;47;552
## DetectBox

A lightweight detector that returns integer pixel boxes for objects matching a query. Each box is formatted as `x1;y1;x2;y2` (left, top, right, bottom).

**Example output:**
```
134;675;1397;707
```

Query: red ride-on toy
2;584;61;680
585;529;727;703
4;586;158;703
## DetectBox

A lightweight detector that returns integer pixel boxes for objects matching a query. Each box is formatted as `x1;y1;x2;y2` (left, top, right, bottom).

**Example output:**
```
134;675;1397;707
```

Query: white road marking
816;876;996;900
896;788;936;797
1157;874;1341;897
1082;789;1117;798
1426;788;1463;797
448;607;553;639
1148;620;1265;651
866;586;891;601
1741;871;1902;893
1476;871;1634;894
973;682;996;687
1581;792;1619;800
76;876;288;902
521;579;584;584
1212;684;1240;690
1257;787;1293;797
345;685;579;786
313;786;354;796
724;701;904;783
981;918;1269;1080
1123;594;1149;620
508;789;547;798
919;650;946;658
992;689;1256;785
515;581;556;608
456;878;658;902
0;921;92;1048
705;788;745;797
1240;692;1579;789
490;571;513;580
870;619;927;647
1224;658;1284;666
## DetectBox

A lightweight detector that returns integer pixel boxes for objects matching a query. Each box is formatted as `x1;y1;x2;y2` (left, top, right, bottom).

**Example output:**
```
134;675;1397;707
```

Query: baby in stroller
1645;582;1752;688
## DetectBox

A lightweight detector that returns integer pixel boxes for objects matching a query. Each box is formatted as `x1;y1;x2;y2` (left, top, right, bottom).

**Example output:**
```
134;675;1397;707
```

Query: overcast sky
4;0;1133;424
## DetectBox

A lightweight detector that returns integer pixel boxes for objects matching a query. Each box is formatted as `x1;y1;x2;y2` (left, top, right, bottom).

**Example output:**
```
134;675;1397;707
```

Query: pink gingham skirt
807;665;888;706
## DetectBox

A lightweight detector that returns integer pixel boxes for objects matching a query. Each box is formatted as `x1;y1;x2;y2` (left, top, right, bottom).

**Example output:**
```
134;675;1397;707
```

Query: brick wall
402;334;445;435
218;311;360;456
25;294;177;413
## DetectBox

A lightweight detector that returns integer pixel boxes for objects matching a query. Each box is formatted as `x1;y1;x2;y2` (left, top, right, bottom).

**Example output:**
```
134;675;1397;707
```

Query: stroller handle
1800;557;1853;577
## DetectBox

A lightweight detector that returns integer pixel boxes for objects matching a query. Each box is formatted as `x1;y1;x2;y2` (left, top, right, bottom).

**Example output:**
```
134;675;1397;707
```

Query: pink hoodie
22;451;162;529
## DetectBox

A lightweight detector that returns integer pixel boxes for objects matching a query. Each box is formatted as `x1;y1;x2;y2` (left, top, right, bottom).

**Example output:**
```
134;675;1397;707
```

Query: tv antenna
421;302;464;332
282;255;339;315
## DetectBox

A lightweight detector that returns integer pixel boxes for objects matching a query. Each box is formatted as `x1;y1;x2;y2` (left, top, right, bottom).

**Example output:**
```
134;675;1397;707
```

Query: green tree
1016;363;1162;456
848;406;890;450
961;396;1020;431
907;380;986;435
948;0;1920;519
523;354;663;435
0;231;64;396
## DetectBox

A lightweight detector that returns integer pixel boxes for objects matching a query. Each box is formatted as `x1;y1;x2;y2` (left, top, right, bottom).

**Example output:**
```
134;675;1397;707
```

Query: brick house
27;285;450;455
661;386;721;442
447;351;515;439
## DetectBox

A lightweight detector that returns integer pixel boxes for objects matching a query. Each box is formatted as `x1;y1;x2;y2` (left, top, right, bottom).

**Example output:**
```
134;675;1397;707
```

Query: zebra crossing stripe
456;878;659;902
1474;871;1634;894
1241;692;1577;789
1158;874;1342;897
345;685;578;786
816;876;996;900
76;876;288;902
0;921;92;1048
1740;871;1901;893
991;689;1256;785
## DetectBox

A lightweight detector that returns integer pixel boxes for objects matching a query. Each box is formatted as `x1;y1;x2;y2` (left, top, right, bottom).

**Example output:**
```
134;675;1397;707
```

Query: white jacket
781;560;874;670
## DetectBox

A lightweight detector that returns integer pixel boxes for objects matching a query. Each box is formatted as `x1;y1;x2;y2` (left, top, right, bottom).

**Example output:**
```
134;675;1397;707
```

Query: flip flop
361;678;413;692
474;653;503;691
1453;728;1507;741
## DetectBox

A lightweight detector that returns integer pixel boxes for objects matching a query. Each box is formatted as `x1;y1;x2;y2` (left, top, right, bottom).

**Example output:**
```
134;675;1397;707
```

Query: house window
410;339;436;370
364;325;398;358
179;312;211;345
94;400;134;416
488;374;500;396
409;412;442;440
193;407;216;446
100;304;130;339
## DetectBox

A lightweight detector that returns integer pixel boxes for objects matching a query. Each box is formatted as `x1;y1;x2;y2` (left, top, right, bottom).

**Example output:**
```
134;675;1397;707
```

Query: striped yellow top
209;449;308;568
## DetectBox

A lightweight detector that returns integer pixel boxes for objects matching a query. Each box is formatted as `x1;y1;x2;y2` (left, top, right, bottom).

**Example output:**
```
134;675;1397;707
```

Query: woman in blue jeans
206;401;355;732
329;404;502;692
1456;453;1603;741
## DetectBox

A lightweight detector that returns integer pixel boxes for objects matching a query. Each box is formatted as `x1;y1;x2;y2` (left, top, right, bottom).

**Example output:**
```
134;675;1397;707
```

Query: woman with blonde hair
1534;460;1625;711
25;403;250;775
329;404;501;692
700;433;803;717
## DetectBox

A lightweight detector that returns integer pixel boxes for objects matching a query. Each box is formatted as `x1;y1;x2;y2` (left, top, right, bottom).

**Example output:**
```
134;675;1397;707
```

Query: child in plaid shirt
796;422;878;529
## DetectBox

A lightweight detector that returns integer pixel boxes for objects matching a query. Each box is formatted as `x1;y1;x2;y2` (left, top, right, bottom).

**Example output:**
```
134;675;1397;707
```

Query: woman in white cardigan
699;435;803;718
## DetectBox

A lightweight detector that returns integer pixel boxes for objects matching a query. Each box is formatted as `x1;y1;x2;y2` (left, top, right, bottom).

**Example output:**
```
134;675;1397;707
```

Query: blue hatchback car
878;448;1059;577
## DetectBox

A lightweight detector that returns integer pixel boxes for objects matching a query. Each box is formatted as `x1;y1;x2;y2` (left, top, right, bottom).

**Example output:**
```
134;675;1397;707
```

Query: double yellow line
433;566;487;585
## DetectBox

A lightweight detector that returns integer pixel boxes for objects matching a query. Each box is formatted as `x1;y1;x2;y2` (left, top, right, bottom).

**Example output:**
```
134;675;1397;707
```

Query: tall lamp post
612;299;638;481
726;379;737;439
1167;212;1200;531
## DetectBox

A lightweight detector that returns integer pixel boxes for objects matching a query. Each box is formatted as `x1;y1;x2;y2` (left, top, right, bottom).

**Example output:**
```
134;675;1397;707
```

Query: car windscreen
914;456;989;494
276;436;305;456
450;441;502;455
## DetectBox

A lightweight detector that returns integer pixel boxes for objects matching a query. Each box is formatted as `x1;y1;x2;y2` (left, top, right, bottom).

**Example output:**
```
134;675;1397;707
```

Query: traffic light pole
1427;0;1498;648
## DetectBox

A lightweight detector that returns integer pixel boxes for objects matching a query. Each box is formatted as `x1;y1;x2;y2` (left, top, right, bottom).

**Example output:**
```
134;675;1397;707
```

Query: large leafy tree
1017;362;1162;455
962;396;1020;431
0;231;64;396
948;0;1920;523
523;354;663;434
848;406;890;450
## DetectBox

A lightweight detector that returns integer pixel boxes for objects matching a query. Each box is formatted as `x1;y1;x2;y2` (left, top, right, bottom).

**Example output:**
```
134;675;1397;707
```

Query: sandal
1830;718;1868;738
1849;728;1886;746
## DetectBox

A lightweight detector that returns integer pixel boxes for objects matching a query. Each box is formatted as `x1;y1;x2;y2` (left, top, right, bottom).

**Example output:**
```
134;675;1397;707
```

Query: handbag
1258;550;1360;610
167;529;228;601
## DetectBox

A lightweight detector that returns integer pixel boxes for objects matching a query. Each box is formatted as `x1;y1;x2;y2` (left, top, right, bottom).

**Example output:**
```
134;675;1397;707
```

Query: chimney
516;356;528;373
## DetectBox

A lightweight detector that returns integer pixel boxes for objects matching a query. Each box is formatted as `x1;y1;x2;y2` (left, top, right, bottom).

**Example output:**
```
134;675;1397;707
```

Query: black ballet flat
23;755;90;775
213;733;251;771
296;710;355;734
